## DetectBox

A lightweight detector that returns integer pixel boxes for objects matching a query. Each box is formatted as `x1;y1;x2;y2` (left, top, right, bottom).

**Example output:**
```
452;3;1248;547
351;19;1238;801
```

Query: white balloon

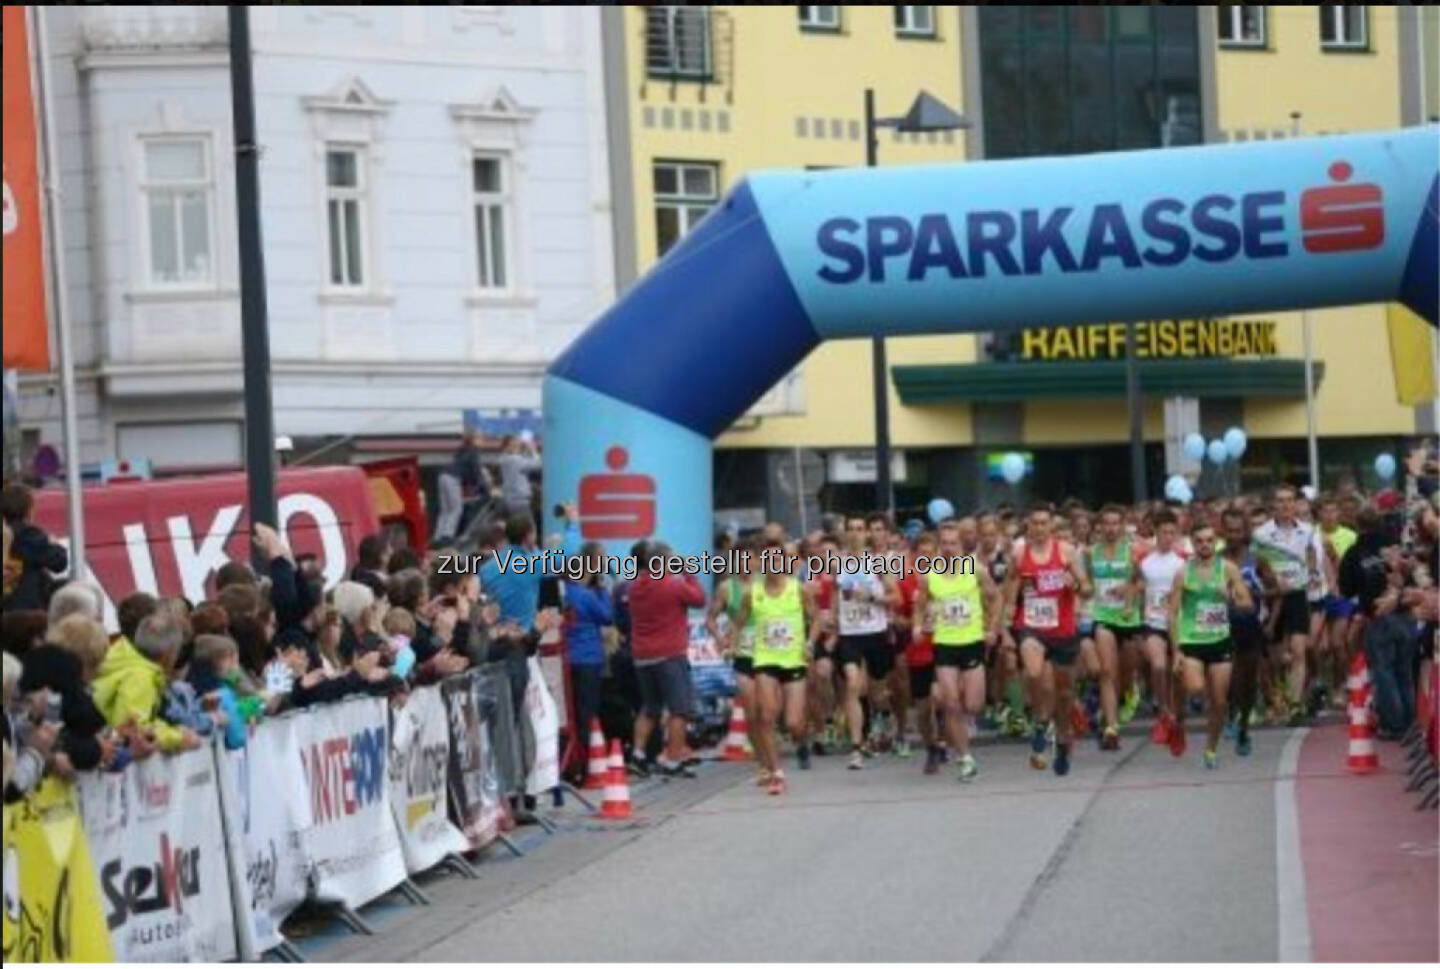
1207;439;1229;464
1164;474;1189;502
1182;432;1206;462
1374;453;1397;480
1223;427;1247;460
1000;452;1027;485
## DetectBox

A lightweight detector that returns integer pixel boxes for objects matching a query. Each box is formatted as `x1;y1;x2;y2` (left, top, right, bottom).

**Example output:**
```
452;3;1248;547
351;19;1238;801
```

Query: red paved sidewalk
1296;724;1439;962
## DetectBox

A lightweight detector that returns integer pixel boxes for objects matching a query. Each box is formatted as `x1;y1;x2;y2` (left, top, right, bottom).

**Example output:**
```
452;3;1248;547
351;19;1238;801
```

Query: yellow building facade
602;5;1437;518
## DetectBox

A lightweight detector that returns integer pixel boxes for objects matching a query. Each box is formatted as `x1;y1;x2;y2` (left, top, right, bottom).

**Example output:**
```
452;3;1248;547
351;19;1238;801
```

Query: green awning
893;359;1324;405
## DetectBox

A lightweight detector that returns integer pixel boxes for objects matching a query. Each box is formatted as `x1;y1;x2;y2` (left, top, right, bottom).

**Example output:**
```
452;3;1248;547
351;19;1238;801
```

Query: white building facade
17;5;615;471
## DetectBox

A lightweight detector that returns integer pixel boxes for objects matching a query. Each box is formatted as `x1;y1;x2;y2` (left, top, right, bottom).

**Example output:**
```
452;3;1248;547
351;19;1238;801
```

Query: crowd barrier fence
1;661;575;963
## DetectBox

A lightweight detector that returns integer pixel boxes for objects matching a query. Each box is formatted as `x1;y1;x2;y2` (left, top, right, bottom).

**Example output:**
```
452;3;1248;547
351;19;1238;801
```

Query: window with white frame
141;137;214;287
472;155;511;291
798;6;839;31
893;5;935;37
653;161;718;257
645;6;711;78
1320;5;1366;49
325;146;367;288
1217;6;1266;47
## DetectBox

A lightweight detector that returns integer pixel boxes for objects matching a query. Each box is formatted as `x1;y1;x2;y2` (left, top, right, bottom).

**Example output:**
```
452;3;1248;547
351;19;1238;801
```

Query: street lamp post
1292;110;1321;490
863;88;970;516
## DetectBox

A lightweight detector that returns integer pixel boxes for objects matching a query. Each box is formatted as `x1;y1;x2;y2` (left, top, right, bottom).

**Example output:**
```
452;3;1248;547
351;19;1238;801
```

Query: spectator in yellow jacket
93;609;200;755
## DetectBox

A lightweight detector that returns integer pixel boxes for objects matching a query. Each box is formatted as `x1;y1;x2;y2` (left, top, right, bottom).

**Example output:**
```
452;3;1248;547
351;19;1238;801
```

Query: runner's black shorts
732;655;754;678
811;639;838;664
838;632;894;678
1179;640;1234;665
1016;629;1080;667
1277;590;1310;638
1141;625;1171;646
754;664;807;684
908;662;936;698
1231;622;1264;655
934;641;986;670
1096;621;1143;642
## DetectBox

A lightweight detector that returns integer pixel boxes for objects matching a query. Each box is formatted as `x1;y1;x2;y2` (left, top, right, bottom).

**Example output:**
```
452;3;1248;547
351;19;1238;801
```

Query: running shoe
1100;726;1121;751
1223;717;1238;741
628;758;653;779
1247;708;1263;729
755;767;773;787
767;771;787;796
1236;732;1253;758
847;749;864;771
1005;710;1029;738
1168;721;1187;758
798;743;812;771
657;759;697;779
895;737;914;759
1150;714;1171;746
811;740;831;757
1069;702;1090;739
957;753;979;782
1119;688;1140;725
923;746;942;775
1052;742;1071;777
1202;748;1218;770
1029;722;1049;770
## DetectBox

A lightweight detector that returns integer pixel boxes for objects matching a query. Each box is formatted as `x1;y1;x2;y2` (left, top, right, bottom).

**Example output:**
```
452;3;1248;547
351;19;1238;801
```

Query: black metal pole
228;7;277;533
1125;321;1147;502
865;88;893;517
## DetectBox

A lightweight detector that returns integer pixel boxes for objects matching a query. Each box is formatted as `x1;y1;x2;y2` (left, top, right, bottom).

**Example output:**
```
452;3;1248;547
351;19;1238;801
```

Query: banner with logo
442;673;506;849
388;687;469;873
524;656;561;795
1;777;113;963
219;716;311;953
2;6;52;372
76;747;237;962
297;696;407;907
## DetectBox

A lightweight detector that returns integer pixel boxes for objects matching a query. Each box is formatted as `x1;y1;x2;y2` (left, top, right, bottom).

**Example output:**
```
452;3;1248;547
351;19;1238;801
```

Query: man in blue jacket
563;541;615;782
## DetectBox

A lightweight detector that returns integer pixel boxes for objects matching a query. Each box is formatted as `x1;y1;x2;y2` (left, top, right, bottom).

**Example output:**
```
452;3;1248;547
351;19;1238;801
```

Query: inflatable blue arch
545;126;1439;563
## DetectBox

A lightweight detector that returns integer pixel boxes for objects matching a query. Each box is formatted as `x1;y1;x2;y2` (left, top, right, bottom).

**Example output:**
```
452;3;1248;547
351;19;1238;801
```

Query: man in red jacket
629;542;707;776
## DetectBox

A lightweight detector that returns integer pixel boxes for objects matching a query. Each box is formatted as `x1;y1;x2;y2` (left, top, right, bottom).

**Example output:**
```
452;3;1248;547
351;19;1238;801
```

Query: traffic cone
722;701;753;761
598;740;633;820
1349;651;1378;730
584;718;609;790
1347;700;1380;773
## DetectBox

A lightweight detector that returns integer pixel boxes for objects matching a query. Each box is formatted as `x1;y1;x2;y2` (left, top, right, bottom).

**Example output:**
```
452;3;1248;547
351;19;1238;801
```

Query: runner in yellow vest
705;537;761;778
913;520;1003;782
734;538;821;795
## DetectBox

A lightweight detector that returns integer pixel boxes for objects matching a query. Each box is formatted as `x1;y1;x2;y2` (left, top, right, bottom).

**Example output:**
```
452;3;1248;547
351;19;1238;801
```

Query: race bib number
1195;603;1228;635
1097;579;1128;608
764;620;794;648
841;602;872;627
1023;595;1059;630
1145;589;1170;628
939;598;972;625
1275;559;1306;592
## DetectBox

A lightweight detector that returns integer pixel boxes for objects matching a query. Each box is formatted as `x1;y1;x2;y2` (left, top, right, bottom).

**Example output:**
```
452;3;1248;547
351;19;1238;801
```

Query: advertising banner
442;673;505;849
220;716;311;953
388;687;469;873
76;747;237;962
524;656;561;795
296;697;407;907
1;777;113;963
2;6;52;371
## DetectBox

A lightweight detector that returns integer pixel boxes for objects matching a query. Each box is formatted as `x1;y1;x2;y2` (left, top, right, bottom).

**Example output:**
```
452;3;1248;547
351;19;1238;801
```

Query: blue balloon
926;497;955;524
1182;432;1207;463
1000;452;1027;485
1207;439;1229;464
1164;474;1190;503
1223;427;1247;460
1374;453;1397;480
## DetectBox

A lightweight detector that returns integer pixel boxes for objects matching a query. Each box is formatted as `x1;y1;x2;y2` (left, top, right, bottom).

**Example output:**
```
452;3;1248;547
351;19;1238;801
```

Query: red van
30;465;396;626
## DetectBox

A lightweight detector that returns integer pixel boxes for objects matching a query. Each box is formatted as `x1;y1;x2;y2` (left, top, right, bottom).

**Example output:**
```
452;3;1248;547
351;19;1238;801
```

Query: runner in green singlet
705;538;762;781
1089;504;1142;750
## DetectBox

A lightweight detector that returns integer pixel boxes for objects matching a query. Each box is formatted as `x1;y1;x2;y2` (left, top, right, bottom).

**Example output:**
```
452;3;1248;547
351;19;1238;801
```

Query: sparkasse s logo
579;445;655;541
1299;161;1384;252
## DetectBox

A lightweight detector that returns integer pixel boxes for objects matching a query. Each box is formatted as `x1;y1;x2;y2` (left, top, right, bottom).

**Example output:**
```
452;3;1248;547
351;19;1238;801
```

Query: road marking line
1276;726;1312;962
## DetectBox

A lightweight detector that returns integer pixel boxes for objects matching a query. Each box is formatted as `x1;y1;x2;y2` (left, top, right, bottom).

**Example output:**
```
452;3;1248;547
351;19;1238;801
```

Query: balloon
1182;433;1206;463
1207;439;1229;464
1223;427;1247;460
1164;474;1191;503
1374;453;1397;480
1000;452;1027;485
1300;485;1317;502
926;497;955;524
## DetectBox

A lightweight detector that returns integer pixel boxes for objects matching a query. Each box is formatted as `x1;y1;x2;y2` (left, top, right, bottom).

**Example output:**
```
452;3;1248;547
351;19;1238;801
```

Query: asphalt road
312;727;1298;962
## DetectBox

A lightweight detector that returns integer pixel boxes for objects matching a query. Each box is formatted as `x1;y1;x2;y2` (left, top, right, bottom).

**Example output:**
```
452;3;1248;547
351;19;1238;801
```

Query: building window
646;6;711;78
653;161;718;257
1217;6;1266;47
894;5;936;38
472;155;510;291
324;147;367;288
1320;5;1367;50
798;6;839;31
141;137;213;287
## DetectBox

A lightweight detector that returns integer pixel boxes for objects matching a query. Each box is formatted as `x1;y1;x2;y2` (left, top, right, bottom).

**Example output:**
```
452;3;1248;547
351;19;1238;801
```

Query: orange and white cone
1349;651;1378;730
598;739;633;820
722;701;753;762
1347;680;1379;774
584;718;609;790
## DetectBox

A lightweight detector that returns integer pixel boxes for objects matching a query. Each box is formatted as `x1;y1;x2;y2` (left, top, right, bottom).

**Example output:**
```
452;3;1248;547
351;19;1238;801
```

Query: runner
806;532;841;752
1221;507;1275;757
916;520;1003;781
1134;508;1187;752
1070;508;1102;742
1002;505;1091;776
1168;521;1254;767
1089;504;1142;750
732;538;821;794
705;537;761;780
1252;485;1319;725
896;531;942;773
837;515;899;769
1317;496;1358;709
